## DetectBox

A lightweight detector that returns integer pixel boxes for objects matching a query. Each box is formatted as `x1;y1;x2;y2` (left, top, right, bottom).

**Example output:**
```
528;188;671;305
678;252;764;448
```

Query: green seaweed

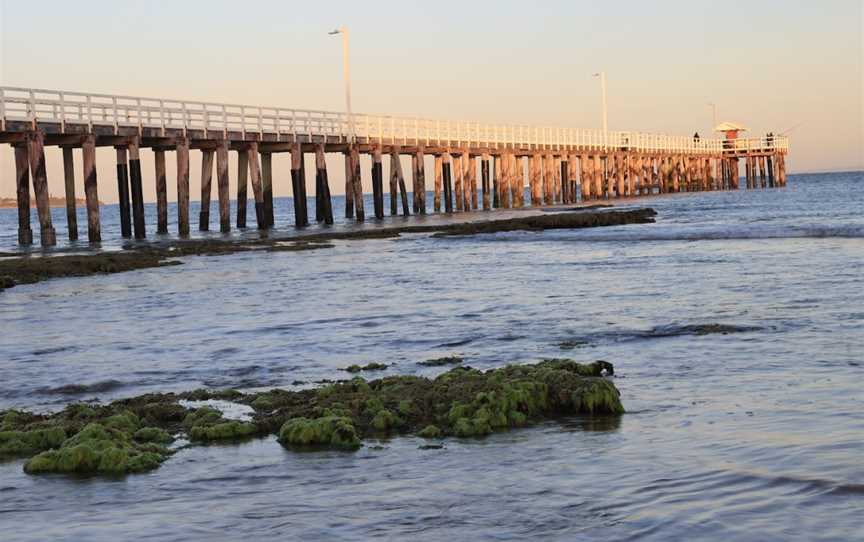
343;362;389;373
278;416;361;449
189;421;258;441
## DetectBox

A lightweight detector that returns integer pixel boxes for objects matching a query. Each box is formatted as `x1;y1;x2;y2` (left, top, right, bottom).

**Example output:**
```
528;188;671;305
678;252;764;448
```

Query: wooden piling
236;149;248;228
454;152;464;212
116;146;132;238
128;138;145;239
247;142;266;229
315;144;334;225
543;154;553;205
62;147;78;241
351;145;364;221
216;141;230;232
155;149;168;234
481;154;490;210
530;154;541;205
552;156;561;203
593;155;603;199
778;154;787;186
462;153;471;211
199;149;214;231
14;144;33;245
344;151;355;218
469;154;478;210
580;154;591;200
25;131;56;246
176;137;190;236
261;152;274;227
414;148;426;214
492;155;500;208
501;153;512;208
758;155;766;188
291;143;309;227
82;135;100;242
390;147;410;215
442;152;453;213
372;146;384;219
433;154;443;213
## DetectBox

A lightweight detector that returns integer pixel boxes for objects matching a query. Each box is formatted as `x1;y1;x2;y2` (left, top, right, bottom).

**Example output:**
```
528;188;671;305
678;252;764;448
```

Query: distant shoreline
0;196;104;209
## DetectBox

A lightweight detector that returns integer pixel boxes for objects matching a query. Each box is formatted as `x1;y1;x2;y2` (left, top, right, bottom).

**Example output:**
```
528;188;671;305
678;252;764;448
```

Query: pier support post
543;154;553;205
129;138;145;239
454;153;464;211
414;148;426;214
372;145;384;219
390;147;409;215
593;155;603;199
199;149;214;231
552;156;561;203
14;144;33;245
351;145;364;221
433;154;443;213
442;152;453;213
176;137;190;236
247;142;266;229
315;144;334;225
62;147;78;241
216;141;230;232
344;151;355;218
116;146;132;238
82;135;100;243
616;154;626;197
779;154;787;186
469;154;478;210
261;152;275;227
530;154;541;205
766;154;775;187
491;155;500;208
502;153;512;209
461;153;471;210
27;131;57;246
155;149;168;234
237;150;248;228
560;157;569;203
290;143;309;227
581;154;591;201
481;154;490;210
758;156;767;188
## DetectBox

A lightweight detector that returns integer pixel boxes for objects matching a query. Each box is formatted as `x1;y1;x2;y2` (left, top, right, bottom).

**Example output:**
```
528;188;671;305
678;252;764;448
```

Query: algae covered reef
0;359;622;476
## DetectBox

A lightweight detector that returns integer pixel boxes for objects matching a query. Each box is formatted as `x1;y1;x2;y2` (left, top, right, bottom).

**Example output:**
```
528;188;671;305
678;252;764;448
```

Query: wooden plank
62;147;78;241
82;135;101;242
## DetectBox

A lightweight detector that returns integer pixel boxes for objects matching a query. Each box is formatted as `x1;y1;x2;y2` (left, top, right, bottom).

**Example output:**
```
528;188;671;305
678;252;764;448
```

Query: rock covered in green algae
23;422;171;474
343;362;389;373
418;356;463;367
0;426;67;457
183;406;258;442
278;416;361;449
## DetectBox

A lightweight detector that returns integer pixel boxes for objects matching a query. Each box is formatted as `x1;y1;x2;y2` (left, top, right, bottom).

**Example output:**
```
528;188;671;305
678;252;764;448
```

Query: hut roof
714;121;747;132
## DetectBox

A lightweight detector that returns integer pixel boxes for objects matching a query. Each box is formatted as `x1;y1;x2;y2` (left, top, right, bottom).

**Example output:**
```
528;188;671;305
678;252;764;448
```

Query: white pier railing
0;86;789;154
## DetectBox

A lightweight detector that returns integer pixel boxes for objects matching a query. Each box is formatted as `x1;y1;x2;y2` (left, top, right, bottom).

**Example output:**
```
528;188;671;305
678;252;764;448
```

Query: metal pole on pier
329;26;354;143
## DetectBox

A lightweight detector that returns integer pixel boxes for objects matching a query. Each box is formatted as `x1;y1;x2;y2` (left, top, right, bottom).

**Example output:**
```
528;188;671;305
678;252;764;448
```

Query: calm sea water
1;172;862;541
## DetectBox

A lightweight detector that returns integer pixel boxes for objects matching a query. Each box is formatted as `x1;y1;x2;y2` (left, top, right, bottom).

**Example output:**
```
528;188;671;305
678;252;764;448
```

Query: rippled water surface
1;172;863;541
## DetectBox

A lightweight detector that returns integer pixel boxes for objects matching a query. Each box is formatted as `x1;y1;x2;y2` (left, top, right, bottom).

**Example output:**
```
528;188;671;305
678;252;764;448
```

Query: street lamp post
593;72;608;148
329;26;354;142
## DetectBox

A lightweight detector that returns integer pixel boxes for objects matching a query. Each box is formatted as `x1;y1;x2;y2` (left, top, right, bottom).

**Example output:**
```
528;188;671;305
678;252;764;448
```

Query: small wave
35;379;126;396
558;323;763;347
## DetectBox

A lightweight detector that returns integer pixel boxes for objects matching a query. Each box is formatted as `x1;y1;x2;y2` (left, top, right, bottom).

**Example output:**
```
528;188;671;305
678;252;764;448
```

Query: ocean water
1;171;862;541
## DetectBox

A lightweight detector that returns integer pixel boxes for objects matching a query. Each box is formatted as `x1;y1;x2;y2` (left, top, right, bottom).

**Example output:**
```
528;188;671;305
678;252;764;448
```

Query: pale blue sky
1;0;861;201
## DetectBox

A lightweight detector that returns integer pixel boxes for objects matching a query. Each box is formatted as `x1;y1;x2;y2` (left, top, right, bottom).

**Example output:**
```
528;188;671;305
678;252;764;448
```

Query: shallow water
1;172;863;541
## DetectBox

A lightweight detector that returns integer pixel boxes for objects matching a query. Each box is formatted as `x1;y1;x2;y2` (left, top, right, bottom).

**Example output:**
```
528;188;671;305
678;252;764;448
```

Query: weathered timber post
593;155;604;199
503;153;513;208
469;155;478;210
115;146;132;238
216;141;230;232
155;149;168;234
512;154;523;208
82;136;100;242
758;156;766;188
414;148;426;214
560;158;569;203
566;155;576;202
454;152;464;211
247;142;266;229
481;154;490;210
25;131;57;246
462;153;471;211
315;144;333;225
580;154;591;200
766;154;775;187
615;154;625;198
261;152;274;227
237;150;248;228
14;144;33;245
433;154;443;213
492;154;500;208
127;138;145;239
176;137;190;236
290;143;309;227
199;149;214;231
344;151;354;218
551;156;561;203
779;154;787;186
745;156;752;189
61;147;78;241
442;152;453;213
714;157;722;191
371;145;384;219
543;154;553;205
390;146;410;215
528;154;537;205
351;145;364;221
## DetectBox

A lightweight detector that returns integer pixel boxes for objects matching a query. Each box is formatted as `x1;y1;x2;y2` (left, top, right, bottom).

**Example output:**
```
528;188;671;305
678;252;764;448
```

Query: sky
1;0;862;203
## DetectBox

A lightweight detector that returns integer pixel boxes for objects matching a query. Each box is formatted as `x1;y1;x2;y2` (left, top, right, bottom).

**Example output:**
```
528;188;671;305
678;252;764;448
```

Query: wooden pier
0;86;790;246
